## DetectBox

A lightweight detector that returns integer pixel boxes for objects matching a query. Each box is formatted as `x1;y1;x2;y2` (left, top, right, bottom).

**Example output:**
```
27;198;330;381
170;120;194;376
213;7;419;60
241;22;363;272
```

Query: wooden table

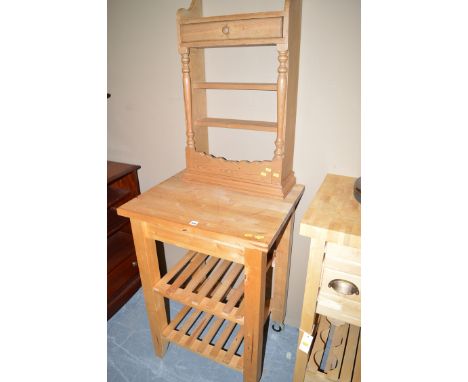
118;171;304;382
293;174;361;382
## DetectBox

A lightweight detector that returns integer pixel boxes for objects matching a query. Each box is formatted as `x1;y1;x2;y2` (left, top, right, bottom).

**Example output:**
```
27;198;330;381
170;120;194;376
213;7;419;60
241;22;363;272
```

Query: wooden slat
235;300;245;319
167;252;207;293
223;327;244;364
198;317;224;353
223;282;244;314
352;333;361;382
174;309;203;342
339;326;360;382
184;256;220;293
156;251;197;290
194;117;277;132
185;313;213;347
162;305;192;337
193;82;277;91
193;259;231;304
208;263;244;309
210;321;236;358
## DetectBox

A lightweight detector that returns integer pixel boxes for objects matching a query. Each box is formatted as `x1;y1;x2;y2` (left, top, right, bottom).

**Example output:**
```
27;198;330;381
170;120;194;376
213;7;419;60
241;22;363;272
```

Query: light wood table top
300;174;360;248
118;171;305;252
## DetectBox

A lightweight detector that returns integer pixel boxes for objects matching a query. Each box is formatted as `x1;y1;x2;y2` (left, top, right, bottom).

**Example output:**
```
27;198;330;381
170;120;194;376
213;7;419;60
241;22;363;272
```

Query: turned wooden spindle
274;48;288;160
181;50;195;149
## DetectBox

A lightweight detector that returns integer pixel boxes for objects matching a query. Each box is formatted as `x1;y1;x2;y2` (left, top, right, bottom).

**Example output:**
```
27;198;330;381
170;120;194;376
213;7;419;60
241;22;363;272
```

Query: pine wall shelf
177;0;302;198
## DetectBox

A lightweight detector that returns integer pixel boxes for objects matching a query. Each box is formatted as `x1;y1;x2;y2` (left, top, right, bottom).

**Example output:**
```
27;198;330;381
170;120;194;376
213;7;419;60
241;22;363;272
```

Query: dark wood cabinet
107;161;141;319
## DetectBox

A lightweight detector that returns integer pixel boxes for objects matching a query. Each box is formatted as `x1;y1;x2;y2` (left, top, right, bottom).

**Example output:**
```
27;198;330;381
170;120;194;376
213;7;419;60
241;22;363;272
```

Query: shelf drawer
317;267;361;326
180;16;283;45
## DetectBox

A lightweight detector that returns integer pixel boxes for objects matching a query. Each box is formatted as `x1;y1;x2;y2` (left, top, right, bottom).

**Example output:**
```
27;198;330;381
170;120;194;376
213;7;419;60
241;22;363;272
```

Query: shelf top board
117;171;304;252
300;174;361;246
107;161;141;185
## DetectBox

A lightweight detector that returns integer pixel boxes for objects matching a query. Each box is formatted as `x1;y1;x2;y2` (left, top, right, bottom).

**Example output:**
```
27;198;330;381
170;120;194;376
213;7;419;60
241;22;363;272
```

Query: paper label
299;331;313;353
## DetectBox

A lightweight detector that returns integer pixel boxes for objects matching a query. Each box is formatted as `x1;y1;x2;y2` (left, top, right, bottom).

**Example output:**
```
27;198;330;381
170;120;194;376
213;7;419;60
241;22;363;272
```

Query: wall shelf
193;82;277;91
194;117;277;132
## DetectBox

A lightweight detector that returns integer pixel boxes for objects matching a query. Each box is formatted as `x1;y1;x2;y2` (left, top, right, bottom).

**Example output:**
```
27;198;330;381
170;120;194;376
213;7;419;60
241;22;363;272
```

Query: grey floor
108;289;299;382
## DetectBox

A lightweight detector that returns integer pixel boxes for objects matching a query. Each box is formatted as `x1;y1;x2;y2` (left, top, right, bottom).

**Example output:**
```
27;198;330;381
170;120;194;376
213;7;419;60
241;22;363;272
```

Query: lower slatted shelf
305;315;361;382
163;305;244;372
155;251;272;324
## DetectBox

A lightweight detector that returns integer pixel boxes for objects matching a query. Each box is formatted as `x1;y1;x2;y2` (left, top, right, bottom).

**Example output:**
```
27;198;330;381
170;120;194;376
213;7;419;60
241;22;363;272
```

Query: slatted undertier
305;315;361;382
163;305;244;371
155;251;256;325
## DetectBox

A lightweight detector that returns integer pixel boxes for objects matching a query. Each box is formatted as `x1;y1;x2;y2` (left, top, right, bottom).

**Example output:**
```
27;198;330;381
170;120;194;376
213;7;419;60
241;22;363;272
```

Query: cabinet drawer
180;17;283;44
107;253;139;299
316;267;361;326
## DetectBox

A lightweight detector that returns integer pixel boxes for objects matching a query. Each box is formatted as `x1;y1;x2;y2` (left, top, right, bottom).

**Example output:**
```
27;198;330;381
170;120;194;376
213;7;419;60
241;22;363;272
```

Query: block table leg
131;220;168;357
270;213;295;326
243;248;267;382
293;236;327;382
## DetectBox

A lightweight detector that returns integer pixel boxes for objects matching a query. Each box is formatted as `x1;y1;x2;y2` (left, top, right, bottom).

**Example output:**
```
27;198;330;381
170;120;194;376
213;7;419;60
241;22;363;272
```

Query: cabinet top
107;161;140;185
300;174;360;247
117;171;304;252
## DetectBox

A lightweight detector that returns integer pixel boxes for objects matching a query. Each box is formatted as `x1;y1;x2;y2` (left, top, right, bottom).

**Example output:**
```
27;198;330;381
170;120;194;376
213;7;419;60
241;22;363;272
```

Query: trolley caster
272;322;284;332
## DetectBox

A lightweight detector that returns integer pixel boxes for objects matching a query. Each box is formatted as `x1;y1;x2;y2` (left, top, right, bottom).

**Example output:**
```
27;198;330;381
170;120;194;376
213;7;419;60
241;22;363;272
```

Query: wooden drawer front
180;17;283;44
316;267;361;326
324;242;361;276
107;254;139;299
321;267;360;303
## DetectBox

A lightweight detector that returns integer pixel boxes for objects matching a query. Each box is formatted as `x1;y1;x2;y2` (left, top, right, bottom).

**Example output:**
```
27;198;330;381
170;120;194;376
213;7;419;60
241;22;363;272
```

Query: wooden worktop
118;171;304;252
300;174;360;248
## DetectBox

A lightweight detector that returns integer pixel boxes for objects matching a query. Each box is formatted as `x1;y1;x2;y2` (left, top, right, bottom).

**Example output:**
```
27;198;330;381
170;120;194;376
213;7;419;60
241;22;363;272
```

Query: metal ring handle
328;279;359;296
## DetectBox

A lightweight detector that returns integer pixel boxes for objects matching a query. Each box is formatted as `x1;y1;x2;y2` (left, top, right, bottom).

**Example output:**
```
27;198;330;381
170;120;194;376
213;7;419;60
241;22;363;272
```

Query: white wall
108;0;360;327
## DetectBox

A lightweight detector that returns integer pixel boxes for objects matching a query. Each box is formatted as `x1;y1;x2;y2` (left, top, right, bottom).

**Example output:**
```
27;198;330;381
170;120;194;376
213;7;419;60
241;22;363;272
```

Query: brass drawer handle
328;279;359;296
132;261;138;268
222;25;229;35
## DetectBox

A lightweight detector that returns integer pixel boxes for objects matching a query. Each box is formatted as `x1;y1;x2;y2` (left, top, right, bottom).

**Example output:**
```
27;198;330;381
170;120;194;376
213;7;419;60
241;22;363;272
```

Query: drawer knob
132;261;138;268
222;25;229;35
328;279;359;296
